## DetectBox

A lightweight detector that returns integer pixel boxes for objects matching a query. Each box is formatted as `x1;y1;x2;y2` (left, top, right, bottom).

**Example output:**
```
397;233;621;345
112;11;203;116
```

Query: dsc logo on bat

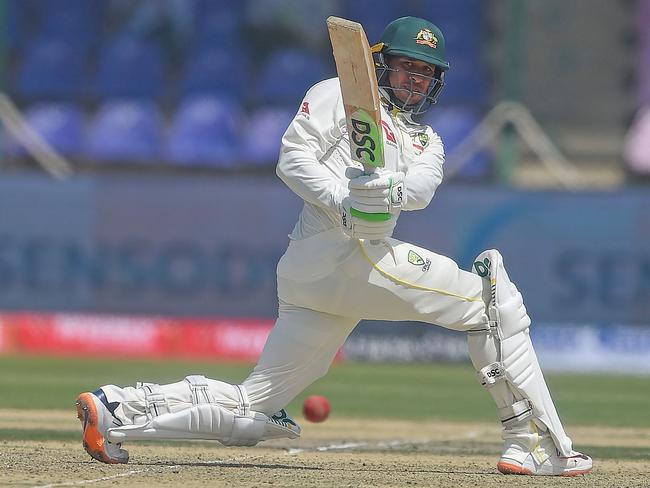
349;108;384;169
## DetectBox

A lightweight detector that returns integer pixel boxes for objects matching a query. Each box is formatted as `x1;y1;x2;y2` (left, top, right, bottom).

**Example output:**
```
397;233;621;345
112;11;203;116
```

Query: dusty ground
1;409;649;488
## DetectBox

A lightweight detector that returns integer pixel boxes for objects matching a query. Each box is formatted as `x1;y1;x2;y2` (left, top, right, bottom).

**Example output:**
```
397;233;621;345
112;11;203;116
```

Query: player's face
386;56;435;104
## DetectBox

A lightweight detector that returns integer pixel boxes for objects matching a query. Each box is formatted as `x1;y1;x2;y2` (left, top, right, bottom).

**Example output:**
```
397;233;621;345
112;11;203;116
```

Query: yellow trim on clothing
358;240;484;303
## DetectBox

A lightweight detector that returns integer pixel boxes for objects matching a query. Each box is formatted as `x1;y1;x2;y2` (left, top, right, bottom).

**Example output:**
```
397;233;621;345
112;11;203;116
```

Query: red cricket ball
302;395;331;423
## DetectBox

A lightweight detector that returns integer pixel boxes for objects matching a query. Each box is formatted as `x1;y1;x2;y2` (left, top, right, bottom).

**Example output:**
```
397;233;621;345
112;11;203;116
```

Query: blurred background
0;0;648;375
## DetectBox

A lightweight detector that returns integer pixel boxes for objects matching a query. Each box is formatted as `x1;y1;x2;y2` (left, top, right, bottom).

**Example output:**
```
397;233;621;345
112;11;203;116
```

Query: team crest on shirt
415;29;438;49
411;132;429;155
408;250;431;272
408;250;425;266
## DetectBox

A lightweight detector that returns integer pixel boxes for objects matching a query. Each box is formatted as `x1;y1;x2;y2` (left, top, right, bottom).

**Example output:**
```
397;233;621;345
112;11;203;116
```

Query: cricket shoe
76;390;129;464
260;409;302;441
497;436;592;476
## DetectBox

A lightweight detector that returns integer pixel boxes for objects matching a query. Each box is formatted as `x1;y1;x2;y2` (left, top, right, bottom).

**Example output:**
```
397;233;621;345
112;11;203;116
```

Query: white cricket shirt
277;77;445;241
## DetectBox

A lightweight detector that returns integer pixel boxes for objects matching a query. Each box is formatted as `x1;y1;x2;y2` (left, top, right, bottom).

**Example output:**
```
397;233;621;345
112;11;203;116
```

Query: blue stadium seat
425;106;491;181
344;0;486;57
195;0;242;17
85;100;163;163
14;38;86;100
4;0;30;50
424;0;484;19
438;21;484;60
439;53;488;106
343;0;404;43
165;96;243;167
33;0;103;46
181;46;248;99
192;0;243;48
94;37;165;100
256;48;331;106
240;107;295;165
3;102;85;157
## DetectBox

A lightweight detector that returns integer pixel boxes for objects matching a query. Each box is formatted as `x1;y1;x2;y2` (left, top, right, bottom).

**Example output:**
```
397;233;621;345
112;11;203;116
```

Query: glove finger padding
352;217;397;240
348;171;405;215
348;171;394;190
340;197;397;240
349;193;391;214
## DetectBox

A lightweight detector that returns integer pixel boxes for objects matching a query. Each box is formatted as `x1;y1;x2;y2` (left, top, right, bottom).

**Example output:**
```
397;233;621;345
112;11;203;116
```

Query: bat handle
362;164;376;176
358;164;389;246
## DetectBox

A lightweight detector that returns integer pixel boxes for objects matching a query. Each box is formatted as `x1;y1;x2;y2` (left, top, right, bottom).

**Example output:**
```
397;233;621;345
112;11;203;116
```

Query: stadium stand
4;0;29;51
255;48;332;107
240;107;295;166
425;106;491;181
94;36;165;100
85;100;163;163
165;95;242;167
343;0;404;43
34;0;103;47
14;37;87;100
3;102;85;157
193;0;243;47
2;0;491;173
180;45;248;99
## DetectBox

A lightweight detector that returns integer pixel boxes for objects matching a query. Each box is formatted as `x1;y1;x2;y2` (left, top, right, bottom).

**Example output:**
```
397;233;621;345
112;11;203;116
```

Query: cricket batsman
76;16;592;476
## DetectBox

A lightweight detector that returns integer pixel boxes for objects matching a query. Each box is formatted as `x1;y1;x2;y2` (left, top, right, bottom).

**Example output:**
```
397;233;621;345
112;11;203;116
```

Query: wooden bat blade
327;16;384;170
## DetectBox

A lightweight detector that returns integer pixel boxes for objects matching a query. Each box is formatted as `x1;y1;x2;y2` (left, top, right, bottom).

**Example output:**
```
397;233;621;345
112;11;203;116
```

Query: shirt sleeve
402;127;444;211
276;79;349;212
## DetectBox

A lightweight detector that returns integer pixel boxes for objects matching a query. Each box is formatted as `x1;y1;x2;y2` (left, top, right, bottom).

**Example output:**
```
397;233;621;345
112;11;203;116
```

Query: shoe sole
497;461;533;475
76;392;128;464
497;461;592;476
559;467;593;477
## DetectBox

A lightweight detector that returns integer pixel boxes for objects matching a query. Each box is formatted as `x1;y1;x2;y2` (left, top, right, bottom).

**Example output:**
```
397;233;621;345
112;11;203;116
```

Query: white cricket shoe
76;390;129;464
497;436;592;476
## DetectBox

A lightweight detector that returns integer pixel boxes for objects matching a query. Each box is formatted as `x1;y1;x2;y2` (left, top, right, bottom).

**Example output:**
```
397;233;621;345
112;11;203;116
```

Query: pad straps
136;382;170;420
477;361;534;427
234;384;250;416
185;374;216;405
186;375;250;417
499;399;534;428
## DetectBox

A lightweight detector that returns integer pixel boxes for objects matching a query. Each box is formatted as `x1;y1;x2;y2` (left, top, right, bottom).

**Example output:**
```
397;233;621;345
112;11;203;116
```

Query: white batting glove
348;170;406;216
339;196;397;240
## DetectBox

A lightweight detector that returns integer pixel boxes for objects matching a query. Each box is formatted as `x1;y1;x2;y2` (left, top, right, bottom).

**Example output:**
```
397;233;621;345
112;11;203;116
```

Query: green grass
0;354;647;429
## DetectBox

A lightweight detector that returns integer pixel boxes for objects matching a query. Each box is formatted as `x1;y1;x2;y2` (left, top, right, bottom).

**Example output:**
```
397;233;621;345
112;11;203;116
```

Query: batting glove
348;170;406;216
339;196;397;240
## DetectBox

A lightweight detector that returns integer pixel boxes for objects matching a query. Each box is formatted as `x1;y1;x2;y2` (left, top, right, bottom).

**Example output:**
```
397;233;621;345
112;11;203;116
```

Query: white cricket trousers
242;229;490;414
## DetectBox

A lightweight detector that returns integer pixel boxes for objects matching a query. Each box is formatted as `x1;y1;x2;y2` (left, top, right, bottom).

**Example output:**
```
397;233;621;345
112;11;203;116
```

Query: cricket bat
327;16;390;223
327;16;384;173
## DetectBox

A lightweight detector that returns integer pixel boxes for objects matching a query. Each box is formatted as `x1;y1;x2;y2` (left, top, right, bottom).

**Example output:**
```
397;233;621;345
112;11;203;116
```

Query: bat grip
358;165;388;245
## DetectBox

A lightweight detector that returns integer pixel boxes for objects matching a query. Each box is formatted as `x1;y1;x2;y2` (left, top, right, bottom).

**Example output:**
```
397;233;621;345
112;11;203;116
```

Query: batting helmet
372;17;450;114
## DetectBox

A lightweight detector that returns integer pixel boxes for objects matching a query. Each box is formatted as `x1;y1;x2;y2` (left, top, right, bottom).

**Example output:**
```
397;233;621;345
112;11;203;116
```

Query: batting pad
467;249;573;457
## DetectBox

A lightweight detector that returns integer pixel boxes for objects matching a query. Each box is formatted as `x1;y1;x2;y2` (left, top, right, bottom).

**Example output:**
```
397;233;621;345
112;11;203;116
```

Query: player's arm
401;128;444;211
347;128;444;215
276;80;348;212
